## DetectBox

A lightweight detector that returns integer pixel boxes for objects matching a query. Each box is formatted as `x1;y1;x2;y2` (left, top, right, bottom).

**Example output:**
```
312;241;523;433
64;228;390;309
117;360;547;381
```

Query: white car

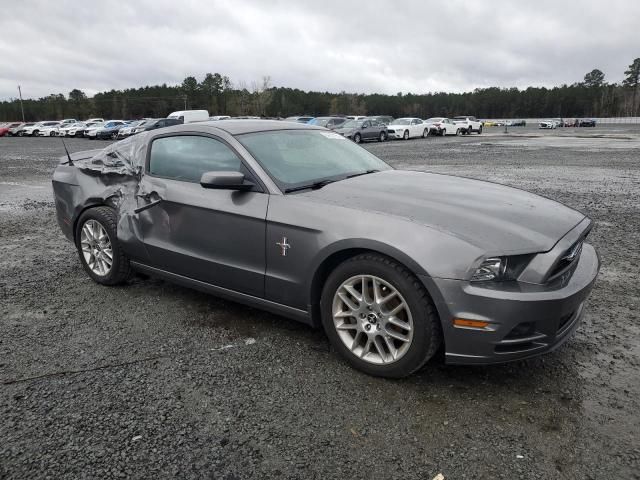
539;120;557;129
21;121;57;137
85;122;105;138
117;120;146;139
210;115;231;121
423;117;461;136
85;118;105;123
37;122;62;136
58;122;85;137
59;118;78;125
386;117;428;140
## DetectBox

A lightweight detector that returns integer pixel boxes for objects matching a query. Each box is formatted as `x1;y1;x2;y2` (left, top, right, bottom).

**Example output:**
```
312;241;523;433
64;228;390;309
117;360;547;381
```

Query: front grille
387;129;395;133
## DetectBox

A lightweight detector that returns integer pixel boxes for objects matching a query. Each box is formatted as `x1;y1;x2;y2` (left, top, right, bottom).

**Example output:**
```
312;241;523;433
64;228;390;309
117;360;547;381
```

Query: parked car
37;122;64;137
386;118;428;140
59;122;86;137
93;121;127;140
424;118;461;136
346;115;367;121
22;121;60;137
117;120;145;139
308;116;348;129
60;118;78;125
366;116;394;126
210;115;231;121
143;118;183;132
84;122;105;138
9;122;34;136
334;118;388;143
452;116;483;135
0;122;23;137
52;120;599;378
578;119;596;127
285;116;315;124
167;110;208;123
85;118;105;123
538;120;557;129
507;119;527;127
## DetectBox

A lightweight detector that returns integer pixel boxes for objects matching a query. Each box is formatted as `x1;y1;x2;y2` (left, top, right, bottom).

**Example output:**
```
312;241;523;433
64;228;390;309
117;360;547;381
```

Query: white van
167;110;209;124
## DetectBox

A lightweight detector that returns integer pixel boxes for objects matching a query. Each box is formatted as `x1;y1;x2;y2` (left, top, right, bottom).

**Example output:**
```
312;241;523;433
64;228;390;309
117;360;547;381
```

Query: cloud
0;0;638;100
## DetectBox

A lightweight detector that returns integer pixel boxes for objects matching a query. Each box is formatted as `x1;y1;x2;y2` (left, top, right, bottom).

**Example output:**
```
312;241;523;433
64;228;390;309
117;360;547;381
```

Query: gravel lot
1;126;639;479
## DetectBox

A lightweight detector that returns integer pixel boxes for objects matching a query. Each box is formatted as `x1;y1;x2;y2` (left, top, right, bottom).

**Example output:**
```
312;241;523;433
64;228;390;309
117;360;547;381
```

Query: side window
149;135;241;183
363;121;370;128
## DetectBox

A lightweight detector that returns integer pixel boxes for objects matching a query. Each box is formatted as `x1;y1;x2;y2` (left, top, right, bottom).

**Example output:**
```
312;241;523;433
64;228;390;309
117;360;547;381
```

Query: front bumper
421;242;600;365
386;130;404;139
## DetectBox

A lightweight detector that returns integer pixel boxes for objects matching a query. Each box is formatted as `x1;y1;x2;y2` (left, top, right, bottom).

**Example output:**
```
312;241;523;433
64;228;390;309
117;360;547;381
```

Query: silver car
52;121;599;378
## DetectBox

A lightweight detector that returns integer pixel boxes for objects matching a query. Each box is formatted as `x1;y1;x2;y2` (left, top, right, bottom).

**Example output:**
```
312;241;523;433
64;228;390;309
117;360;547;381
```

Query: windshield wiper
345;169;380;179
284;178;339;193
284;170;380;194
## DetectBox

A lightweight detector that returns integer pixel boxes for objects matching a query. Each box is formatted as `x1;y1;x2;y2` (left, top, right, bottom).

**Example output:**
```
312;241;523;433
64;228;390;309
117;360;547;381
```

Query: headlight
471;257;506;281
470;254;535;282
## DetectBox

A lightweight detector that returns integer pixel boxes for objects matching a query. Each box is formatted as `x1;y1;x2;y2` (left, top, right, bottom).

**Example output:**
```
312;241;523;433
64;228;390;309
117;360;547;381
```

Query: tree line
1;58;639;122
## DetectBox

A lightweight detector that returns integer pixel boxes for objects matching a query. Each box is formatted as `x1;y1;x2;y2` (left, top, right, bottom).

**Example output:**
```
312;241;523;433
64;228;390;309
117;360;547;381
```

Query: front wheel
75;206;131;285
353;133;362;144
478;125;482;134
321;253;441;378
403;130;409;140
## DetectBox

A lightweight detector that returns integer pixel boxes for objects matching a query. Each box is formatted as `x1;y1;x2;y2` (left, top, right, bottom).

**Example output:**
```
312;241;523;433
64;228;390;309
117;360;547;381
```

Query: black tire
378;131;387;142
455;129;461;136
478;125;483;134
403;130;409;140
75;206;131;285
111;132;118;140
320;253;442;378
422;128;428;138
32;130;39;137
354;133;361;144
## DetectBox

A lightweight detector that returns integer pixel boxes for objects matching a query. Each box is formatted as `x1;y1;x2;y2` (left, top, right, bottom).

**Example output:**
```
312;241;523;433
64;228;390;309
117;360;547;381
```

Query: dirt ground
1;125;639;479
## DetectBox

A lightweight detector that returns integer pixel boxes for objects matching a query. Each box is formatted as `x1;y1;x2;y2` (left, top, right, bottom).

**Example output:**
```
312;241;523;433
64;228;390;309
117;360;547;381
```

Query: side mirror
200;171;253;191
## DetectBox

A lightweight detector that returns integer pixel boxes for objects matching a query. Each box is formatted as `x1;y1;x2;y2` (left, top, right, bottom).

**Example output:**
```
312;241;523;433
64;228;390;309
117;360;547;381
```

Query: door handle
134;191;164;214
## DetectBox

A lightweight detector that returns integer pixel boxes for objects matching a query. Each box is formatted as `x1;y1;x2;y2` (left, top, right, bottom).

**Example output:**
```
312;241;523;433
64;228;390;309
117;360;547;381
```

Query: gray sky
1;0;638;100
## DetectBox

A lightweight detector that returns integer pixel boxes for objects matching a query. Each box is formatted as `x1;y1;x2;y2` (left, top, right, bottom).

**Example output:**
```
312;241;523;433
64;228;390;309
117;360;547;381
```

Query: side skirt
130;261;312;326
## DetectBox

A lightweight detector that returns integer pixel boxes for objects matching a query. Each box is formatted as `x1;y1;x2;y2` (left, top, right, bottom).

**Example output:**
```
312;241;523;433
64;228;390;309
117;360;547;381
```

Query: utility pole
183;95;187;110
17;85;25;122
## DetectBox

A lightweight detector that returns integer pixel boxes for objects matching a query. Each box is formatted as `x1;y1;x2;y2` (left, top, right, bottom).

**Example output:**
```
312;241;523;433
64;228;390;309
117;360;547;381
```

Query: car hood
300;170;585;254
334;127;356;134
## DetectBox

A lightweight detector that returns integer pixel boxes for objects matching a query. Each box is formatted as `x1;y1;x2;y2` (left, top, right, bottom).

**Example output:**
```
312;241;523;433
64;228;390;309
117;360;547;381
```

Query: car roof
169;119;325;136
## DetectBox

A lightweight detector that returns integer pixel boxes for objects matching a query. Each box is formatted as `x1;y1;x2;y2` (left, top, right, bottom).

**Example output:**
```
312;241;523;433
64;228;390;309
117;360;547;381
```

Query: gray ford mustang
52;120;600;378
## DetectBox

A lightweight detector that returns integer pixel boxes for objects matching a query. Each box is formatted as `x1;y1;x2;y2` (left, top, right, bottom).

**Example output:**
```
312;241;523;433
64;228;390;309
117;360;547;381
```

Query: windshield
238;130;391;191
340;120;363;129
310;118;330;127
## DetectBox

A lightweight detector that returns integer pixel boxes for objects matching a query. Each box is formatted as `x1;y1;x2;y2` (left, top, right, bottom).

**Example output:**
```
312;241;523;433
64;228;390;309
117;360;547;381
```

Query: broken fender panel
52;134;152;262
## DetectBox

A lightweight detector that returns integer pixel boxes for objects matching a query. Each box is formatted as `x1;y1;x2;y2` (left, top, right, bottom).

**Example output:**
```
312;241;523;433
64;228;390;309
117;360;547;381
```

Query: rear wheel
321;253;441;378
422;128;428;138
354;133;362;144
455;128;461;136
378;131;387;142
75;206;131;285
478;125;483;134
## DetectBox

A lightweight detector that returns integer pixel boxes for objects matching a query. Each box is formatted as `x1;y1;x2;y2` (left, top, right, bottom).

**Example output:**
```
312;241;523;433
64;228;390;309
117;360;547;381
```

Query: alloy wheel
80;220;113;276
332;275;414;365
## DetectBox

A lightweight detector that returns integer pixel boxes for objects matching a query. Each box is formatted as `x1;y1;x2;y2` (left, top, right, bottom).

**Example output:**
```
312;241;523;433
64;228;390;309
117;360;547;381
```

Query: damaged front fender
52;134;152;263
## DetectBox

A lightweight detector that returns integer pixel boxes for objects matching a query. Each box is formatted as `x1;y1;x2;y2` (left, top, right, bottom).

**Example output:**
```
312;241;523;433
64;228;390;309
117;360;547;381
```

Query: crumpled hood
302;170;585;254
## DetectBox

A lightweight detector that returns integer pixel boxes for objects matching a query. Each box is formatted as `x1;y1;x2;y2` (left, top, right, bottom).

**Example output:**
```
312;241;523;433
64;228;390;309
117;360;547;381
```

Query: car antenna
61;137;73;165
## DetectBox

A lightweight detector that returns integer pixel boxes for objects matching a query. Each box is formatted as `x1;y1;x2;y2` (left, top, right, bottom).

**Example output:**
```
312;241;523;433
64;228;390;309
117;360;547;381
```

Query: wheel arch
306;239;435;328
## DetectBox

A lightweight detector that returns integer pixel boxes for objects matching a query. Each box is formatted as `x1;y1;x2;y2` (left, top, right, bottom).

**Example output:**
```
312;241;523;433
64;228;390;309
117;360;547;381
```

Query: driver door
136;133;268;298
